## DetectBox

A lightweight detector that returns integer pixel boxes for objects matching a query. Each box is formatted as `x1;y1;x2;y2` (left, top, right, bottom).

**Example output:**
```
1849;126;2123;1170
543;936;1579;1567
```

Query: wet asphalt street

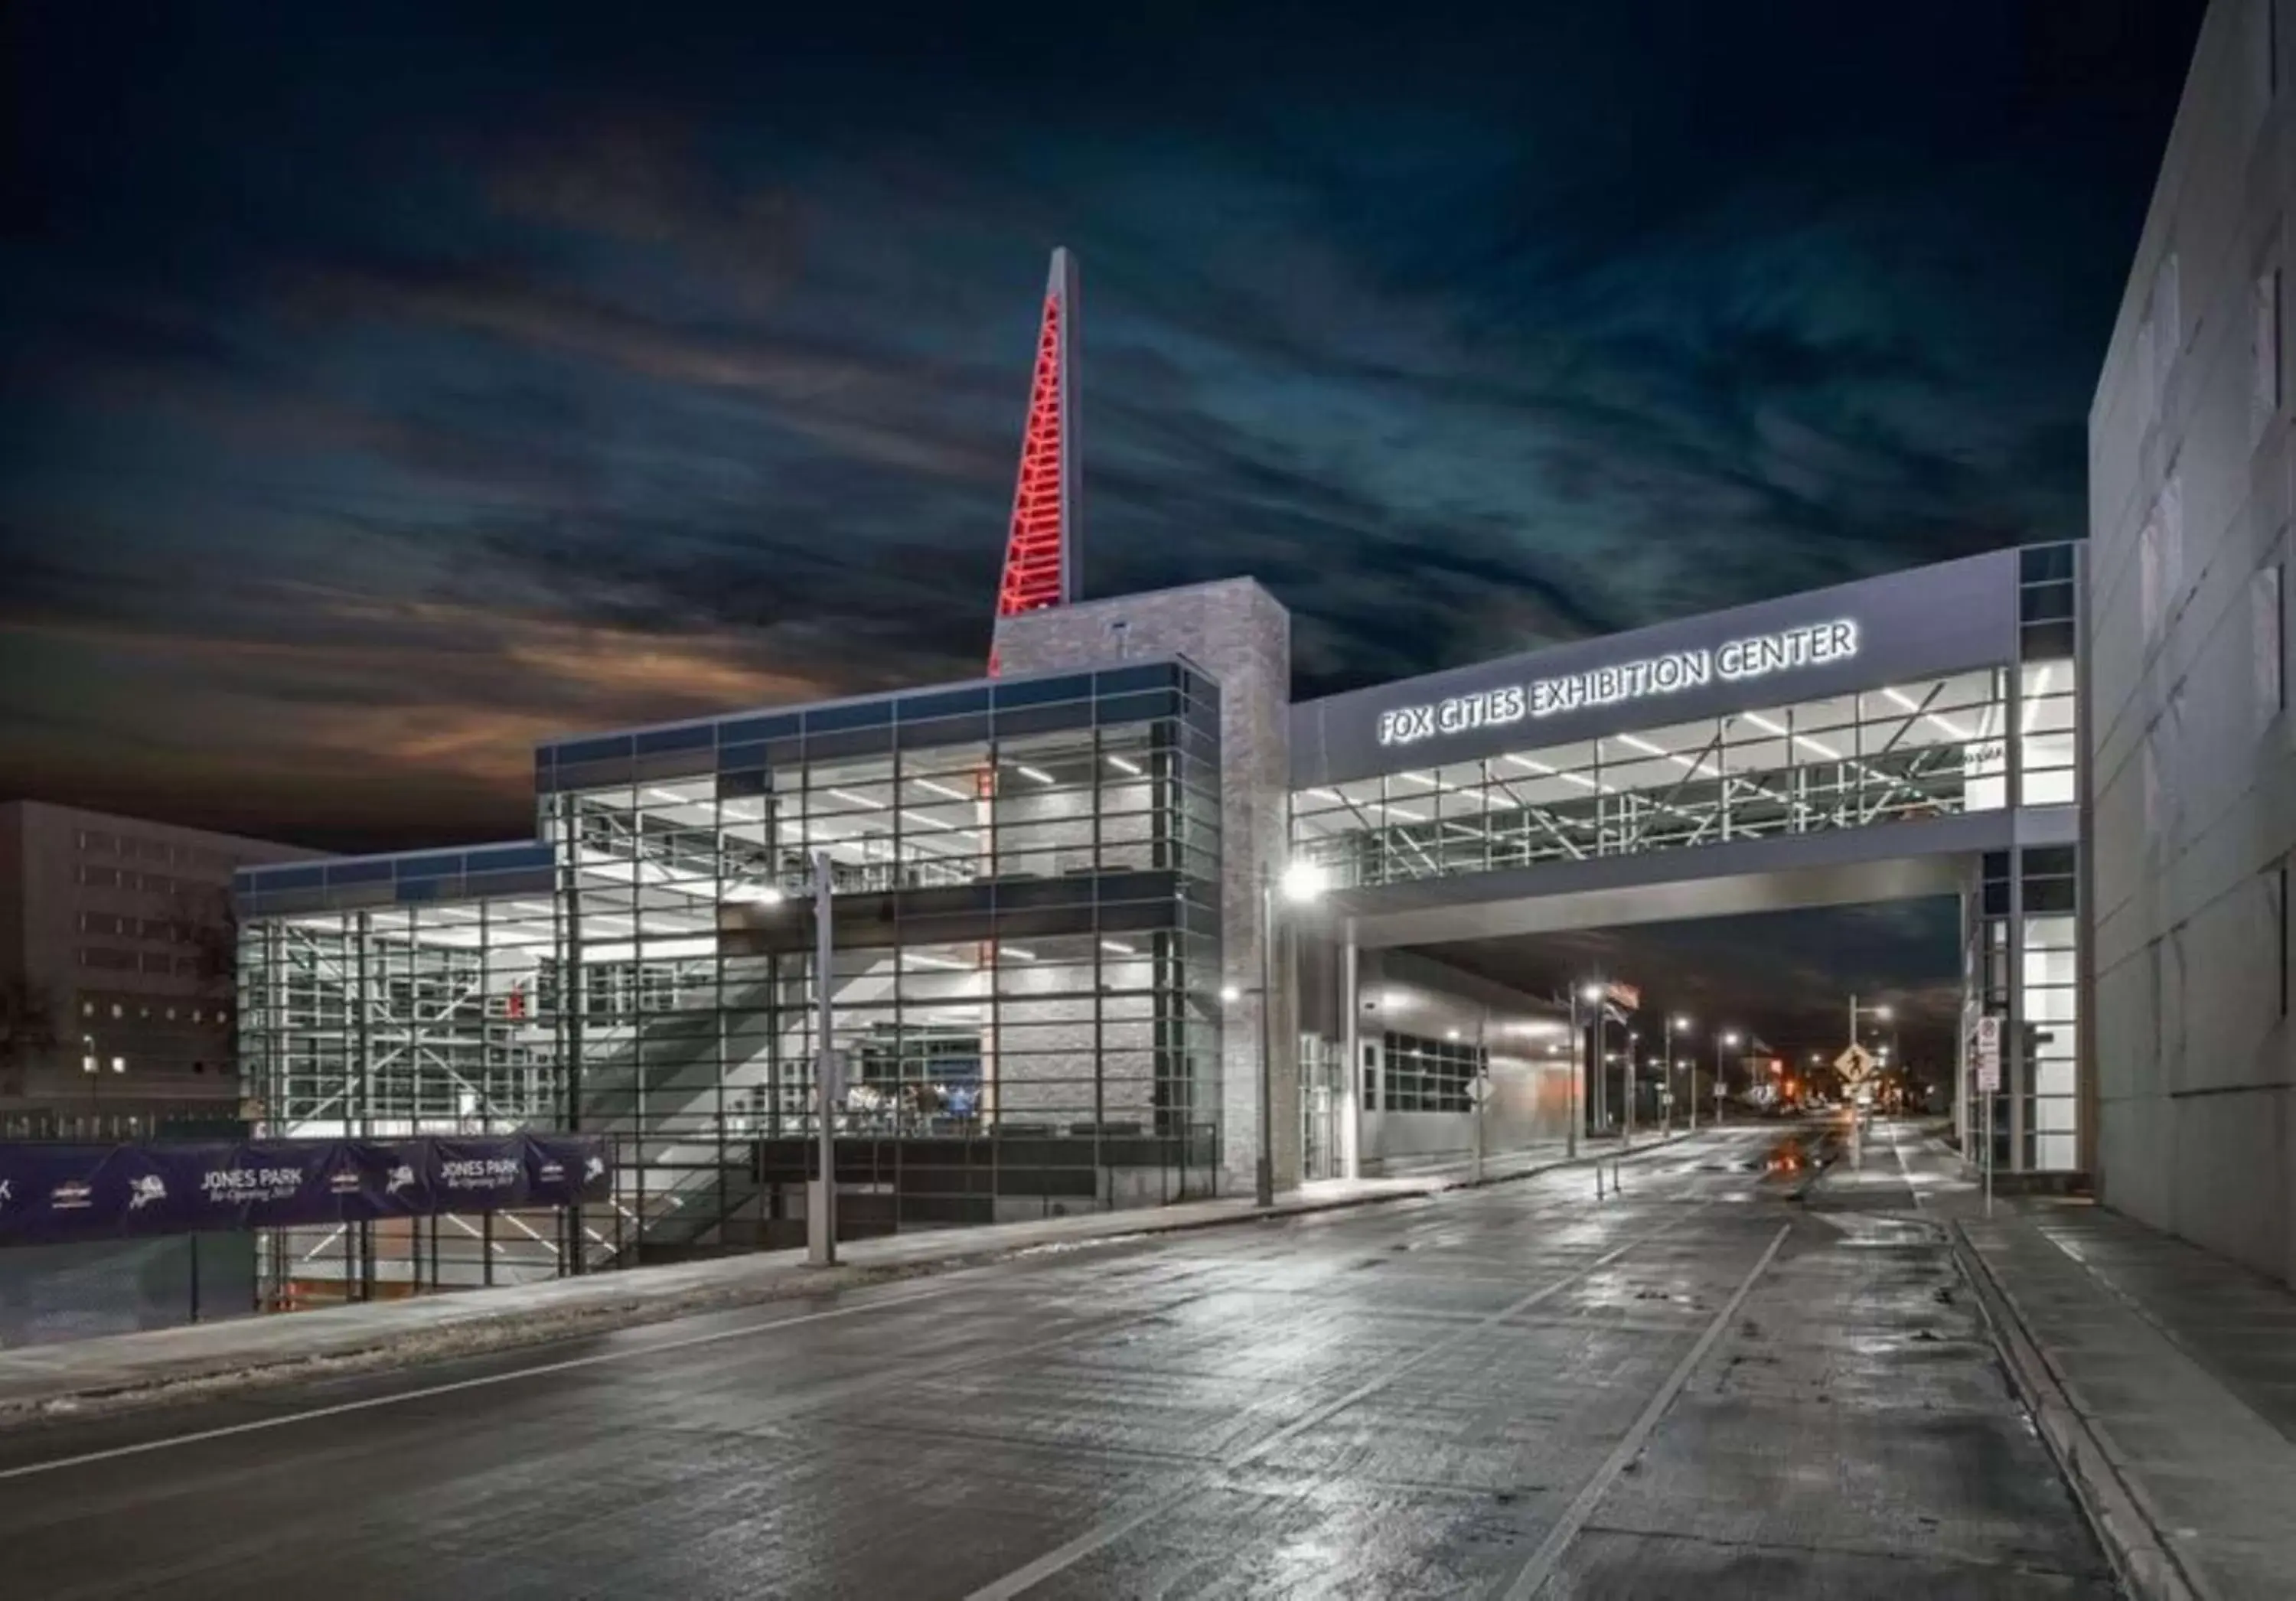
0;1121;2115;1599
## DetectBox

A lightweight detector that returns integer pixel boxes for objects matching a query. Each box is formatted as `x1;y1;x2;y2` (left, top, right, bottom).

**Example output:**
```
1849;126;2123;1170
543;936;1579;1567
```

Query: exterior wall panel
2089;0;2296;1288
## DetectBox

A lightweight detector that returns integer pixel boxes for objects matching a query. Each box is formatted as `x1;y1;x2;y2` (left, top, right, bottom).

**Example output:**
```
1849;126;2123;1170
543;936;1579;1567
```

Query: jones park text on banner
0;1133;612;1247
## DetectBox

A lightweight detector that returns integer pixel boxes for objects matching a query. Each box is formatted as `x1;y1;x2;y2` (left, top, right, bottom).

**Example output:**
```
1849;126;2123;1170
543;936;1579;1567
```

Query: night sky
2;2;2206;1055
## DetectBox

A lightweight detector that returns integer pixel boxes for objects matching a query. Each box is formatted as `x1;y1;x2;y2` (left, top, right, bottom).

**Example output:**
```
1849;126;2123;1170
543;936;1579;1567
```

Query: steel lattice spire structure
988;247;1079;674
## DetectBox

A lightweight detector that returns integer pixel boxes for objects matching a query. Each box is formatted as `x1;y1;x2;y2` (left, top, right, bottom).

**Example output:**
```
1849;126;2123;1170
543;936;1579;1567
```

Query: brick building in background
0;800;314;1139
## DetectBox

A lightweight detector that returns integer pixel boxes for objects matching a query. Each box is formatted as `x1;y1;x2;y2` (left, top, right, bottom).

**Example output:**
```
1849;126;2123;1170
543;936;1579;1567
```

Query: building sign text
1375;620;1861;748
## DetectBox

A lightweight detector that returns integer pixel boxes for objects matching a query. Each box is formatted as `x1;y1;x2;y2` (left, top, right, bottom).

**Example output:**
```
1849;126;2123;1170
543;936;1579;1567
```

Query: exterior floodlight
1280;859;1329;903
1580;983;1604;1003
1722;1030;1742;1046
1672;1015;1692;1032
1219;983;1242;1005
1876;1005;1893;1020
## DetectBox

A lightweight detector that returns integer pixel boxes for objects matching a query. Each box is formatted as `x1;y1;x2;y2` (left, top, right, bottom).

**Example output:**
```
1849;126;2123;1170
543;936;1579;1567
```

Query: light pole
1847;996;1893;1084
1714;1029;1740;1126
807;851;837;1268
1245;859;1327;1208
1665;1015;1691;1134
1570;982;1601;1159
1623;1029;1639;1149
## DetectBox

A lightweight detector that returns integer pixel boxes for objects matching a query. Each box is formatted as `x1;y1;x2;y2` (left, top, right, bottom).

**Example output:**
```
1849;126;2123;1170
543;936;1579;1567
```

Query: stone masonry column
994;579;1296;1197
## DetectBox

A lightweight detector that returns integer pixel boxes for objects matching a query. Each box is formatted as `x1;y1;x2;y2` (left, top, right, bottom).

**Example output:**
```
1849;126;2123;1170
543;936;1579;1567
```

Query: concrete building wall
2089;0;2296;1286
996;579;1295;1193
0;800;313;1130
1351;949;1574;1175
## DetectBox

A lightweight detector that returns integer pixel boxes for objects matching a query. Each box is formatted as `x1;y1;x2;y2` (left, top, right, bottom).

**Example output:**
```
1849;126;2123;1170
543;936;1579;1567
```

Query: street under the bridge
0;1123;2112;1599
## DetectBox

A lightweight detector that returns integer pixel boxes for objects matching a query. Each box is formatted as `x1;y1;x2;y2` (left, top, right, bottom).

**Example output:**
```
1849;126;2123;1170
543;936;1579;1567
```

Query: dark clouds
3;0;2200;862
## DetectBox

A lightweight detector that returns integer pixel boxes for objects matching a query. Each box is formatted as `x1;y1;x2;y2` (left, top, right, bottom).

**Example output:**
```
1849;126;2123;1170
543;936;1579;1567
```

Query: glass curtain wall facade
238;658;1228;1300
1962;543;2086;1174
544;660;1225;1256
1291;662;2077;888
237;845;572;1306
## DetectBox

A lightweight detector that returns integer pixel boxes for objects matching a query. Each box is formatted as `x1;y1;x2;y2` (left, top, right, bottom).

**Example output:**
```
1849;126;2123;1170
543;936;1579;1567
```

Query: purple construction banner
0;1133;611;1247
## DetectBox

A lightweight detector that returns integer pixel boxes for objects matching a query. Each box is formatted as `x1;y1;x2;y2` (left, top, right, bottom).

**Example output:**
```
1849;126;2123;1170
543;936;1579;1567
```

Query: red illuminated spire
989;248;1078;673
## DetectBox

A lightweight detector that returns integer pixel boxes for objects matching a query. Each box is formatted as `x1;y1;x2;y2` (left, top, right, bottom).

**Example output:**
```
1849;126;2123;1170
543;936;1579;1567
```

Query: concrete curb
0;1133;1694;1430
1949;1218;2202;1601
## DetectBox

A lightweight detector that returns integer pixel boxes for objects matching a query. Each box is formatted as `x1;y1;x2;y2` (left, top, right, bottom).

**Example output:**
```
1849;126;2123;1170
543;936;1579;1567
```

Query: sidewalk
1919;1136;2296;1601
0;1130;1687;1427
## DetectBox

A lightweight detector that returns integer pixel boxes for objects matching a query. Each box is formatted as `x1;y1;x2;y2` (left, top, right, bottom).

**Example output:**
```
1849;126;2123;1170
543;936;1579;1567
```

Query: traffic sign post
1467;1071;1492;1182
1974;1016;2001;1093
1975;1016;2001;1218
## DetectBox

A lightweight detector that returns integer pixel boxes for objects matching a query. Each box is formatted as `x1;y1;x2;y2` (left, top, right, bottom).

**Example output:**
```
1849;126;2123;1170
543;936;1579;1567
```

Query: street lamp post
1247;859;1327;1208
1714;1029;1740;1126
1667;1015;1691;1134
807;851;837;1268
1623;1029;1638;1150
1570;983;1602;1159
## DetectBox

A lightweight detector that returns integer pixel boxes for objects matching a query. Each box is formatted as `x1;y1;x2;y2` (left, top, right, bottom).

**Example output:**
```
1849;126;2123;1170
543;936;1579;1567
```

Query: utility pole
807;852;837;1267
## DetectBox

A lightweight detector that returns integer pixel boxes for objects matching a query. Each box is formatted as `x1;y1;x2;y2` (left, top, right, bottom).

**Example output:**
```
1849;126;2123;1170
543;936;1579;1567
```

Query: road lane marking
0;1280;971;1483
0;1175;1667;1485
963;1213;1697;1601
1498;1219;1793;1599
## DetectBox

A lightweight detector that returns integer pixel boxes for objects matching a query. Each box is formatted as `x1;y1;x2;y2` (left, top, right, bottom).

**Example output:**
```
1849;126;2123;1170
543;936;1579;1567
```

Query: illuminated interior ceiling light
645;787;696;807
1502;755;1555;774
1306;787;1342;802
1000;944;1038;960
1396;771;1437;786
916;778;972;802
1105;754;1143;775
726;883;784;905
1883;686;1975;742
1616;733;1667;757
1016;765;1055;784
1383;805;1427;822
1100;939;1137;955
1559;773;1600;790
828;787;885;810
903;952;973;970
899;810;958;830
1737;709;1840;761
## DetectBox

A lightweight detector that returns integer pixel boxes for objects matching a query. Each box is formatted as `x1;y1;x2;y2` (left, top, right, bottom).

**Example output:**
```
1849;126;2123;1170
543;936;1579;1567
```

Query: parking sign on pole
1975;1016;2001;1094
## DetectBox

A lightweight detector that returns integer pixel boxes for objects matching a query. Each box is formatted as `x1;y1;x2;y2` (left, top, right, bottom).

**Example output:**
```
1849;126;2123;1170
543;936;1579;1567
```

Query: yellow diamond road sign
1835;1043;1875;1080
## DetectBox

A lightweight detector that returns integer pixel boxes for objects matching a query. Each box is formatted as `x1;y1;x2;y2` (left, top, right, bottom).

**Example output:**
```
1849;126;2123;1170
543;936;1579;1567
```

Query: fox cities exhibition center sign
1375;620;1861;748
